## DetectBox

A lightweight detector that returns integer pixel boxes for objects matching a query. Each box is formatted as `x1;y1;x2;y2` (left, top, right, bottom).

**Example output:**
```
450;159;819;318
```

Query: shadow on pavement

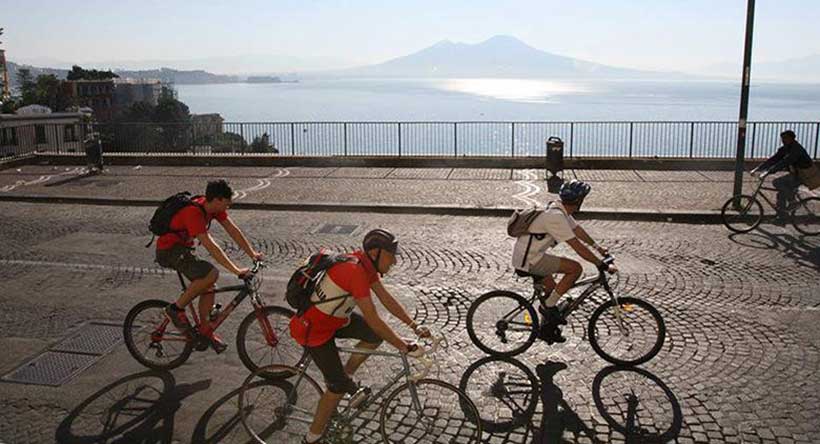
55;371;210;444
591;365;682;444
729;228;820;271
533;361;599;444
44;170;98;188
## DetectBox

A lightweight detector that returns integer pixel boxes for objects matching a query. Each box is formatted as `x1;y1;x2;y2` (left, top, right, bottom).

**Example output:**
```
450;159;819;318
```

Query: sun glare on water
440;78;589;103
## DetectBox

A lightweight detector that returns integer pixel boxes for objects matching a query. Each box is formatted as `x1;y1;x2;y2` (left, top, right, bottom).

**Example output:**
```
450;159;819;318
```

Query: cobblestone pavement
0;202;818;443
0;165;795;213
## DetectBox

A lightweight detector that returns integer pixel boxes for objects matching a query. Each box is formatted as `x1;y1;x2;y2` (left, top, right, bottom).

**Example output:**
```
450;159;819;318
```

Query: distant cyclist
289;229;430;444
751;130;820;221
156;179;263;353
511;180;616;344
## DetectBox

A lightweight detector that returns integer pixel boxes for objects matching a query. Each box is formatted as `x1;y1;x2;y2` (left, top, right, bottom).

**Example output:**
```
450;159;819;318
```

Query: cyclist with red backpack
289;229;430;444
153;179;263;353
511;179;616;344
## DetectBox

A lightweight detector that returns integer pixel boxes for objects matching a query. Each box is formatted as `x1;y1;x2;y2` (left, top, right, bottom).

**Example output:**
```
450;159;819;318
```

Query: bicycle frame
282;346;427;426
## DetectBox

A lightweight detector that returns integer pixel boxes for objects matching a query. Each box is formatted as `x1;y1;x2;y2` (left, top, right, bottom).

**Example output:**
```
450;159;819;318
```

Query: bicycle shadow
55;371;210;444
532;361;600;444
729;228;820;271
591;365;682;444
191;378;294;444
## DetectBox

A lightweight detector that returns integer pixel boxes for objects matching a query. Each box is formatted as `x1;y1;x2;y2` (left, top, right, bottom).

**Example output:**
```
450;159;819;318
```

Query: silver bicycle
238;333;482;444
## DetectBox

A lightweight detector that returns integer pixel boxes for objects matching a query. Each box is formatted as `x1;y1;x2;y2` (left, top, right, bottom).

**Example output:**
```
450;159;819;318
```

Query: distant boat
245;76;283;83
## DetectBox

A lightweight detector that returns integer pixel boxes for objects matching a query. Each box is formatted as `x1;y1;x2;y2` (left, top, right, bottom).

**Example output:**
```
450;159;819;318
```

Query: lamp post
733;0;756;197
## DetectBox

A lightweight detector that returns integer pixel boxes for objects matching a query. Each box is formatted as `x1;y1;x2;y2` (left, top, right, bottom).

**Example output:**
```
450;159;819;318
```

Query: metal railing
2;121;819;159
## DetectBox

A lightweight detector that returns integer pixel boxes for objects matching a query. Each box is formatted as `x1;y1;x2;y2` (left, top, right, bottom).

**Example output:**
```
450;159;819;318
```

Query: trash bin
546;136;564;177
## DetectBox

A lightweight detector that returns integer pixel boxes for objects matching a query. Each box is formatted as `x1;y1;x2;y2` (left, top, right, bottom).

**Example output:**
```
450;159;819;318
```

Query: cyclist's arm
566;238;603;267
355;296;411;352
371;281;417;331
196;232;243;275
572;226;601;249
218;217;259;259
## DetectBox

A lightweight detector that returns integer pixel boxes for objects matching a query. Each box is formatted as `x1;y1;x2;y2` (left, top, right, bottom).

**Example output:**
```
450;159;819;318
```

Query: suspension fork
603;281;629;337
253;300;279;347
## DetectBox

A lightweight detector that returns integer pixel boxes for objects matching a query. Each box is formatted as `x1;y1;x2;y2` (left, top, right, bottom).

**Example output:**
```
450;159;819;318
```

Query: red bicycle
123;261;300;376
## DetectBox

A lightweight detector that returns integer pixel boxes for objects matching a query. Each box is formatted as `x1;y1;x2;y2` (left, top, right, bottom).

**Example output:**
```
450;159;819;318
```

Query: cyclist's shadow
532;361;600;444
55;371;210;444
729;228;819;271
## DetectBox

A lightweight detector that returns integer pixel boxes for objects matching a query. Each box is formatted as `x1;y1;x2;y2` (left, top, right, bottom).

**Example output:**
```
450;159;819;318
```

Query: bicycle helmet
362;229;400;255
558;180;591;204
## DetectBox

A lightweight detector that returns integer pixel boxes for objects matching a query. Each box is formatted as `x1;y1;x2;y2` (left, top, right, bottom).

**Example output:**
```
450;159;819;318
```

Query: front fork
252;301;279;347
605;286;630;338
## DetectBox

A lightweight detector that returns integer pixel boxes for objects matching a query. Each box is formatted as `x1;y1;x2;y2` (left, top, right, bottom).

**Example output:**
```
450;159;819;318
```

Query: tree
66;65;119;81
250;132;279;153
16;68;36;104
34;74;73;111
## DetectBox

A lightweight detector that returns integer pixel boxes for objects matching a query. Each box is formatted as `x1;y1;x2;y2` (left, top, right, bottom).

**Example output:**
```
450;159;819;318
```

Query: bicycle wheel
380;379;482;444
588;297;666;366
458;355;538;433
721;195;763;233
123;299;193;370
466;290;538;357
791;196;820;236
238;364;324;444
237;305;303;378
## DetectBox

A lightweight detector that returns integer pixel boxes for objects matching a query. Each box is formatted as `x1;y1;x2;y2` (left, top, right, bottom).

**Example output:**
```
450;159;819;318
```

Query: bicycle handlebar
409;333;444;382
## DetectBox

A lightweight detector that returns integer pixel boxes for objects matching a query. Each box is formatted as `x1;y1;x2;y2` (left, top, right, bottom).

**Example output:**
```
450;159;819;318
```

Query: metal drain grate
1;351;98;386
315;224;359;235
51;322;123;355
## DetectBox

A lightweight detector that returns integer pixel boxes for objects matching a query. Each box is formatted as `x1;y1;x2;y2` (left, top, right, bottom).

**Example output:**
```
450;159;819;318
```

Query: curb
0;194;730;223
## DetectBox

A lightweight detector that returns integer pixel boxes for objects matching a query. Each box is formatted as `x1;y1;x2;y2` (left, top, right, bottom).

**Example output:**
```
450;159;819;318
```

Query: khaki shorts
156;245;215;281
527;253;563;277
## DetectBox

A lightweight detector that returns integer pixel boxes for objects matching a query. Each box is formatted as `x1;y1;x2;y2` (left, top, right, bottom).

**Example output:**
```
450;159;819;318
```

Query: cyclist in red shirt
290;229;430;444
156;179;263;352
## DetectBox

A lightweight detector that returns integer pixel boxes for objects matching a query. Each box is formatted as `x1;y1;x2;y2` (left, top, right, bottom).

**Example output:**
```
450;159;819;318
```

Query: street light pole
733;0;756;197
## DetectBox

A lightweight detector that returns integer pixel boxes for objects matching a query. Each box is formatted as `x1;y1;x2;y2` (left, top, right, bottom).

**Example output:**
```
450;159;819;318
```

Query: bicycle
466;255;666;366
123;261;301;374
237;333;483;444
720;172;820;235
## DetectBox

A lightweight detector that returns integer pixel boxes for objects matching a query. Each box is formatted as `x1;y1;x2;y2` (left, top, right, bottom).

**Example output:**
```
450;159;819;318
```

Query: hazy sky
2;0;819;74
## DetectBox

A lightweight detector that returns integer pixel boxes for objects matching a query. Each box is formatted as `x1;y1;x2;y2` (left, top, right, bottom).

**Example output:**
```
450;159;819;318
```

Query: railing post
290;123;295;156
628;122;633;158
750;122;756;158
239;123;245;154
454;122;458;156
814;122;819;159
511;122;515;157
343;122;348;156
569;122;574;157
689;122;695;158
397;122;402;157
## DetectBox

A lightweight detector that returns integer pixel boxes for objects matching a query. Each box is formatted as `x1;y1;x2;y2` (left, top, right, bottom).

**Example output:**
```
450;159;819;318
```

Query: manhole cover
315;224;359;235
51;322;123;355
2;351;98;386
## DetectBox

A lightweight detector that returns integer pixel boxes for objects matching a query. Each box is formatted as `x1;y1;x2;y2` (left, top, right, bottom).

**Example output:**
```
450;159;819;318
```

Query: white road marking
512;169;540;207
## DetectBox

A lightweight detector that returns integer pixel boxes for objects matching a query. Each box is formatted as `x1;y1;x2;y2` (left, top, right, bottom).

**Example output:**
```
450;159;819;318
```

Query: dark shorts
155;245;215;281
306;313;382;394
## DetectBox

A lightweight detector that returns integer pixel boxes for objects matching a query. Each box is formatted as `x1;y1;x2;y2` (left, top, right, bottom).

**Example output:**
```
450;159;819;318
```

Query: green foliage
66;65;119;81
102;91;193;152
16;68;36;104
250;132;279;153
12;70;74;111
196;132;247;153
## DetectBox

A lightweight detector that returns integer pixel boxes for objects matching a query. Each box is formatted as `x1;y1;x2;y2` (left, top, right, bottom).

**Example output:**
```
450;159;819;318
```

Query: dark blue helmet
559;180;591;204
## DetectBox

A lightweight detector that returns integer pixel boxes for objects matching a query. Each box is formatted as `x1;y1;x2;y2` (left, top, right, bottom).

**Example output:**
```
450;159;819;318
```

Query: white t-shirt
511;203;579;271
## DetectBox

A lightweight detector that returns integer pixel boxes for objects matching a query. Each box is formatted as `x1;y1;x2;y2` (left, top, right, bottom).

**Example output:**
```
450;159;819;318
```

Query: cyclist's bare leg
548;259;582;306
343;340;380;375
197;288;216;330
309;391;344;438
174;268;218;309
540;275;557;295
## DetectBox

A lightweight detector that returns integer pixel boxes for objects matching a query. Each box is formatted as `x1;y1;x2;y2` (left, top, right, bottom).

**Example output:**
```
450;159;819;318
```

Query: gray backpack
507;207;543;237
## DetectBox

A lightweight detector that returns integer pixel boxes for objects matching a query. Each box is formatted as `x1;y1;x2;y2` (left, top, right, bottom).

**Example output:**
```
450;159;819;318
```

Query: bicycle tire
238;364;324;444
236;305;302;378
123;299;194;371
466;290;538;357
588;297;666;366
721;194;763;233
458;355;538;433
380;379;483;444
791;196;820;236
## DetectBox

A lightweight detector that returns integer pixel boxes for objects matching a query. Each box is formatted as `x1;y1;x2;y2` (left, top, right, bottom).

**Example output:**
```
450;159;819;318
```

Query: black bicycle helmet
362;229;400;255
559;179;591;204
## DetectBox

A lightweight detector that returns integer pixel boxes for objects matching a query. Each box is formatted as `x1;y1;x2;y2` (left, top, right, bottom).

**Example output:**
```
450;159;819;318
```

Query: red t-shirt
290;250;381;346
155;196;228;250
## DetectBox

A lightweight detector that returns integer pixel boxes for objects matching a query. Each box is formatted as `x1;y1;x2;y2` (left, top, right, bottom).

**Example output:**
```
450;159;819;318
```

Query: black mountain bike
721;173;820;235
466;255;665;366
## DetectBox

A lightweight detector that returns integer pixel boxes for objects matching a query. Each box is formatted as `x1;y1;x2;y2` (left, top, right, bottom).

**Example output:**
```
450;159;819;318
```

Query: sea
175;78;820;122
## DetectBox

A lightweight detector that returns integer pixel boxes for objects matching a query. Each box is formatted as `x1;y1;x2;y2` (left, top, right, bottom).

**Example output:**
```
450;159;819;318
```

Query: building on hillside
192;113;224;138
114;78;162;107
0;49;10;99
63;78;162;121
0;105;85;156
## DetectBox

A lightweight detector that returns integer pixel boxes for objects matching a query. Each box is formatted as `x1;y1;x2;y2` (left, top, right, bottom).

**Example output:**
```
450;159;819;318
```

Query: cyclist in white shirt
511;180;616;343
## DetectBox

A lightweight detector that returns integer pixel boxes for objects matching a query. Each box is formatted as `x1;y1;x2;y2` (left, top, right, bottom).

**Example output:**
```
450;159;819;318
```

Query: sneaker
200;328;228;354
539;325;567;344
164;303;192;333
538;305;567;326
